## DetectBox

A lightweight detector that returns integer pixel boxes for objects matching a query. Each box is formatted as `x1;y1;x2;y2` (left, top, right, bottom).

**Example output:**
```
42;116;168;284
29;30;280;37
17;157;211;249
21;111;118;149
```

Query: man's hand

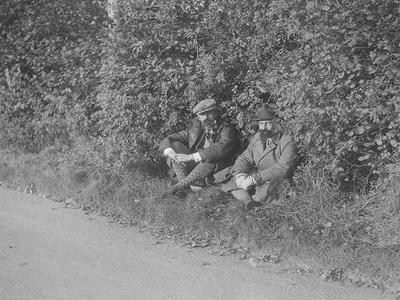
235;173;256;190
234;173;247;189
173;154;194;164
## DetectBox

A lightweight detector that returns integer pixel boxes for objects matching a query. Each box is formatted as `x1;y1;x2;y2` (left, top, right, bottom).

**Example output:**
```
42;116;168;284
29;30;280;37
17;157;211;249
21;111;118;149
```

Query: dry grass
0;145;399;294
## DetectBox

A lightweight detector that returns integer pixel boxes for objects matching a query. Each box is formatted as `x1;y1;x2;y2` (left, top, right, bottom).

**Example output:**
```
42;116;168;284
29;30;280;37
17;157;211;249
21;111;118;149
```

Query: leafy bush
1;1;400;290
1;0;400;188
90;0;400;190
0;0;109;152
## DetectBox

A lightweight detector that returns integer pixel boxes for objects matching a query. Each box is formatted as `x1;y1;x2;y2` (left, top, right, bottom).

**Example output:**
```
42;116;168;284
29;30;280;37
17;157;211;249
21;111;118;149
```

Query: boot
172;162;215;190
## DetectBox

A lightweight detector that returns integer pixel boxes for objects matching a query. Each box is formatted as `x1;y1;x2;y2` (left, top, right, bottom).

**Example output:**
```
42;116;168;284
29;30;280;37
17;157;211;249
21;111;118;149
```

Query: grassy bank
0;145;399;295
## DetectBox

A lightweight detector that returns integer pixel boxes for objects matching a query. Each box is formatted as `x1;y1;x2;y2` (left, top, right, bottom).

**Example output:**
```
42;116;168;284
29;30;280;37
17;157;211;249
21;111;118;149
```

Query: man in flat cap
221;104;299;209
160;98;240;194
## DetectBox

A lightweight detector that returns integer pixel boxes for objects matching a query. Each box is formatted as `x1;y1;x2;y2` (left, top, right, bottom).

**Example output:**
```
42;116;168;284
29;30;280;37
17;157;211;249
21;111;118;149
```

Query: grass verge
0;144;399;296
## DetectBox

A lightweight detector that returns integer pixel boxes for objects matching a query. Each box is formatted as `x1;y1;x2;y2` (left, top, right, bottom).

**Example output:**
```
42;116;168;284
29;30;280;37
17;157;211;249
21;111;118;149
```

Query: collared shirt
203;128;215;149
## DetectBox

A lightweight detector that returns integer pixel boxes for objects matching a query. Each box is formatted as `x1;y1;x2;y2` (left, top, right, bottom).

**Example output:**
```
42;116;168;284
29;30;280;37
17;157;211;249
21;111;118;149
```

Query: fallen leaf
321;268;344;281
238;253;247;260
263;253;281;264
249;257;264;268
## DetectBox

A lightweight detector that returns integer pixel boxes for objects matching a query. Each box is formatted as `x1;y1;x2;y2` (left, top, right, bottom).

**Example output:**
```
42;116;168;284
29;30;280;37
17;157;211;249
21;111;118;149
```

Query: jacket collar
192;119;224;149
257;131;282;147
268;131;281;145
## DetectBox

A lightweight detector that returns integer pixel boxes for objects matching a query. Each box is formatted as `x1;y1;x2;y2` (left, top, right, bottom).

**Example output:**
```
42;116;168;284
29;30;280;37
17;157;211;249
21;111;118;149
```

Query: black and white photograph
0;0;399;299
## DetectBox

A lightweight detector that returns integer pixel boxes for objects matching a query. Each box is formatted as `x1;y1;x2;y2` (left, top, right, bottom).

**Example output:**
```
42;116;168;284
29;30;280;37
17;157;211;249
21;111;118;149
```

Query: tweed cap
254;104;278;121
193;98;218;114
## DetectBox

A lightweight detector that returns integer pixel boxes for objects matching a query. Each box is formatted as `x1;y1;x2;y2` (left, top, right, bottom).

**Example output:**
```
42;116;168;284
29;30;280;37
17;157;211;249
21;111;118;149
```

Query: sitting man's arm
231;138;258;190
159;129;189;156
231;137;255;176
163;148;177;158
254;135;298;184
160;123;203;164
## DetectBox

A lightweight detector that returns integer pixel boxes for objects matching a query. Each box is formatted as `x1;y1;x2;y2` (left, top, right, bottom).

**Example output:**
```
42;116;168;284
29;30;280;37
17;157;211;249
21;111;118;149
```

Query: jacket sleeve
198;125;240;163
257;135;298;182
159;129;189;153
231;138;256;176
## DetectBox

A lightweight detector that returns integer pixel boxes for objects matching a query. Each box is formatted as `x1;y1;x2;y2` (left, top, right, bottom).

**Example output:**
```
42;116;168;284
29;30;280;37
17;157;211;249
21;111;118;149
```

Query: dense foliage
1;0;400;189
0;0;108;151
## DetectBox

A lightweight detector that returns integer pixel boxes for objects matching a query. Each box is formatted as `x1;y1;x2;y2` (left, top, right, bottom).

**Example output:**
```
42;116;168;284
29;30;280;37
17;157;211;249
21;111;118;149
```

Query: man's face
258;119;280;137
197;110;218;128
258;120;274;131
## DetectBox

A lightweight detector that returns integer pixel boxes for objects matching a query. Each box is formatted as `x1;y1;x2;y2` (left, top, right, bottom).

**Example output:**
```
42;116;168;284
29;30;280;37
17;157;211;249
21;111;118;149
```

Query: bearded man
160;98;240;194
221;104;299;209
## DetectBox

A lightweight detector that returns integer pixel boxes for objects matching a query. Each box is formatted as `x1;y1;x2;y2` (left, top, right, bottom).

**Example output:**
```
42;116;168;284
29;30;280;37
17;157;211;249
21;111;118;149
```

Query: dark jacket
159;119;240;170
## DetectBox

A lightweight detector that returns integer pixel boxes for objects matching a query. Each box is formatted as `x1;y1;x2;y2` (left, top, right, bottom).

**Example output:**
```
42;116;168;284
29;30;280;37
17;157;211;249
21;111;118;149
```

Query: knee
171;141;191;154
200;161;217;171
231;189;252;203
197;162;218;179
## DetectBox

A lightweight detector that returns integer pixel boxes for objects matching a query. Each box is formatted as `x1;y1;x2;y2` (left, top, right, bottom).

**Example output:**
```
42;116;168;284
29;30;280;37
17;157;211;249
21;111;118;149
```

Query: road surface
0;187;394;300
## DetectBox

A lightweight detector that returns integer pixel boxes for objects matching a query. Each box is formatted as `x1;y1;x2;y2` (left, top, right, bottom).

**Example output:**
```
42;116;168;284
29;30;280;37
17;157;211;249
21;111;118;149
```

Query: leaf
354;126;365;135
306;2;315;11
304;32;314;40
358;154;371;161
318;4;330;11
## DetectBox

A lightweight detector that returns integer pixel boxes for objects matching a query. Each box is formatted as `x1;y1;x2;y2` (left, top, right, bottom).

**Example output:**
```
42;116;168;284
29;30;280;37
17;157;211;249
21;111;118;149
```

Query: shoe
161;185;191;198
160;185;179;198
226;199;245;210
246;200;263;210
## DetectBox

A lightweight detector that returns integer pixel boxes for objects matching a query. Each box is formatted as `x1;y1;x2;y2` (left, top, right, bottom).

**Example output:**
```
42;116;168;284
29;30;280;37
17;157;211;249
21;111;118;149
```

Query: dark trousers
166;141;217;188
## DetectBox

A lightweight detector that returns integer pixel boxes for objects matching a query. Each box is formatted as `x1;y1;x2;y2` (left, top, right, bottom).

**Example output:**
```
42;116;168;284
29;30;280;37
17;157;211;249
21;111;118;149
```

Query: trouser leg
253;182;271;203
231;189;253;204
171;161;191;181
230;188;263;210
253;179;287;203
165;141;194;180
172;162;216;190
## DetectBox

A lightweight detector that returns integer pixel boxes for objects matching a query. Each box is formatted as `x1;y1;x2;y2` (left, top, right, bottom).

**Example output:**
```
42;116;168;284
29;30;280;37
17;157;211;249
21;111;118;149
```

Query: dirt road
0;187;394;300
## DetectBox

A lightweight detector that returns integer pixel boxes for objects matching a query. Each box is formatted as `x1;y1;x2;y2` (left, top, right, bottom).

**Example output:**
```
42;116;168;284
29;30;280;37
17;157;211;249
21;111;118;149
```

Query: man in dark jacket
160;98;240;194
221;104;298;209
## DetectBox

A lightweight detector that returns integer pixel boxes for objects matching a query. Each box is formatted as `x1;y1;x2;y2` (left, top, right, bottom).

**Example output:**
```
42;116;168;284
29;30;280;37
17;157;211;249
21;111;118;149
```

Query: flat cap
193;98;218;114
